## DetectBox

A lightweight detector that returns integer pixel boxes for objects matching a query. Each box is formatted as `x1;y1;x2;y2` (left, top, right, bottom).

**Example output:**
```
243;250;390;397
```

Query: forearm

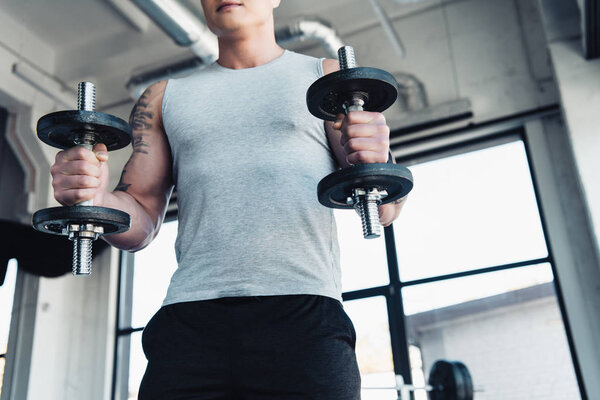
98;190;165;252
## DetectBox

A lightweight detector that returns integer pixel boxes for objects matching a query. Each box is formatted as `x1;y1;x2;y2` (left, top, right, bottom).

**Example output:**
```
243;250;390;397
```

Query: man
51;0;404;398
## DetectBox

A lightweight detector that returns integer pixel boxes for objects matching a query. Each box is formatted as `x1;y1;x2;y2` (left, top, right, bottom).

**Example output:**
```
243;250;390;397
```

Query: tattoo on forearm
129;89;153;155
115;162;131;193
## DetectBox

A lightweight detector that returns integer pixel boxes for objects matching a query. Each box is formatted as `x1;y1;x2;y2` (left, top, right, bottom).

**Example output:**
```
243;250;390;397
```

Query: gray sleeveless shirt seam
160;50;341;304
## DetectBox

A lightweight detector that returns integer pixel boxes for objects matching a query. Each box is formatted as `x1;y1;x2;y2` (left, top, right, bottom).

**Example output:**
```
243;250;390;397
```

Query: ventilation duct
130;0;218;64
395;72;428;112
127;3;429;114
275;18;344;58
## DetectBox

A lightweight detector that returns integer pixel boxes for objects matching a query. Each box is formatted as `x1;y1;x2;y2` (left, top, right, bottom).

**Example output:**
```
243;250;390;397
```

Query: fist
51;143;110;206
334;111;390;165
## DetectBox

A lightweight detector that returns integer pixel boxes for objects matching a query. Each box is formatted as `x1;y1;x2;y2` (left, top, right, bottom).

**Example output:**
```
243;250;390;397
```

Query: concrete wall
289;0;558;122
534;1;600;398
0;8;120;400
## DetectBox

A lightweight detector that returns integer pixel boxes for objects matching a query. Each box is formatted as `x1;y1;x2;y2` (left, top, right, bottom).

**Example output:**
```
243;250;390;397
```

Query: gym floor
0;0;599;399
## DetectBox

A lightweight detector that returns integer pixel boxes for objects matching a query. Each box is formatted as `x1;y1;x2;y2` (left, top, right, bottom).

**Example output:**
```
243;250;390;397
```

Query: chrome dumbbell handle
70;82;100;275
338;46;387;239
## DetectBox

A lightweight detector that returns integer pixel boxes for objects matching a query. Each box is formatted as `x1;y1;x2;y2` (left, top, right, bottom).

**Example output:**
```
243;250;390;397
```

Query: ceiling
0;0;446;114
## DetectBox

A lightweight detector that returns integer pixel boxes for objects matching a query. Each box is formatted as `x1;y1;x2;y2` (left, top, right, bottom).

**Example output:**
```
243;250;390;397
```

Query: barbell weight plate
37;110;132;151
317;163;413;209
32;206;131;236
428;360;474;400
306;67;399;121
455;362;474;400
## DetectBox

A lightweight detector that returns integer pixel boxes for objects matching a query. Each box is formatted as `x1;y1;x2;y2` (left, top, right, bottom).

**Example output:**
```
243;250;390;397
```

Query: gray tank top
161;50;341;305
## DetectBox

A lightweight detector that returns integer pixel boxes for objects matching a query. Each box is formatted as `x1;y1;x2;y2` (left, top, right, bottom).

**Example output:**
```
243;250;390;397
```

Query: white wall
0;8;120;400
415;296;580;400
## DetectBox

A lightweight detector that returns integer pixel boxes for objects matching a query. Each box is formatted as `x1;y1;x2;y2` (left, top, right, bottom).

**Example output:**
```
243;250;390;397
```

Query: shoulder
137;80;167;106
322;58;340;75
130;80;167;128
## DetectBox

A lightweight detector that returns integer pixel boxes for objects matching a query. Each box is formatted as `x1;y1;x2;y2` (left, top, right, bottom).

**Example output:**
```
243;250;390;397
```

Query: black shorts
139;295;361;400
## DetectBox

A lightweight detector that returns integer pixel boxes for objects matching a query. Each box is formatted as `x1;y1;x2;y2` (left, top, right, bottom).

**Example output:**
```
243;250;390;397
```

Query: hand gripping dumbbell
32;82;132;276
307;46;413;239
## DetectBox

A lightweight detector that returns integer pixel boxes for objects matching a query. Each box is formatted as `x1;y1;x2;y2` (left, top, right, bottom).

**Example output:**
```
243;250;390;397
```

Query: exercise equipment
362;359;474;400
306;46;413;239
32;82;131;276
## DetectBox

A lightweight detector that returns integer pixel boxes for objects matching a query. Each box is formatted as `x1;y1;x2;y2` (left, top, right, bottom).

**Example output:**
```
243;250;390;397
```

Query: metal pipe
130;0;218;64
275;18;345;58
367;0;406;58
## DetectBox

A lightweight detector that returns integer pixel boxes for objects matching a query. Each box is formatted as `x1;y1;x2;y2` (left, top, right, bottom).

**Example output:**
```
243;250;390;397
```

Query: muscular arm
99;81;174;251
321;59;406;226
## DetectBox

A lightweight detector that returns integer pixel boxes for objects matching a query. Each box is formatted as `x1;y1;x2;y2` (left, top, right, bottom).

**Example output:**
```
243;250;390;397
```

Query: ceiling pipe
367;0;406;58
275;17;345;58
395;72;428;112
127;2;428;112
130;0;218;64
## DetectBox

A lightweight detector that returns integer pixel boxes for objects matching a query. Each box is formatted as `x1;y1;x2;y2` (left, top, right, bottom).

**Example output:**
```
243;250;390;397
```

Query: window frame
343;105;585;397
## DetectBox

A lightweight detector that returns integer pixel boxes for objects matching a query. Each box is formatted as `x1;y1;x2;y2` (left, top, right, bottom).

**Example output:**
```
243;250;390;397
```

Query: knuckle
378;124;390;137
354;151;370;164
375;152;388;163
72;147;88;158
50;163;59;177
73;190;92;204
346;139;361;153
78;175;96;188
345;124;360;138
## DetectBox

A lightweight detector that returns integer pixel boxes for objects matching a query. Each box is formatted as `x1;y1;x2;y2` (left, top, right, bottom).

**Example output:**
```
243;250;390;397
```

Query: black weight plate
455;362;474;400
307;67;399;121
37;110;132;150
318;163;413;209
428;360;474;400
32;206;130;236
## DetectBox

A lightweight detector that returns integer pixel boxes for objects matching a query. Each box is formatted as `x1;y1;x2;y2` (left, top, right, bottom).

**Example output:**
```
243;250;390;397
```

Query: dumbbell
32;82;132;276
307;46;413;239
362;359;474;400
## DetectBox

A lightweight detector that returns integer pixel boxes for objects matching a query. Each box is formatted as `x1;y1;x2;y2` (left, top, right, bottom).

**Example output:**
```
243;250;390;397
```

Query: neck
216;23;284;69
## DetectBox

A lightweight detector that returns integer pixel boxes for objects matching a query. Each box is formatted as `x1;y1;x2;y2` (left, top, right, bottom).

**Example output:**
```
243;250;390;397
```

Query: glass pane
126;331;146;400
131;221;178;328
0;259;17;398
336;210;389;292
0;259;17;355
343;296;396;400
403;265;581;399
394;140;548;281
0;357;5;397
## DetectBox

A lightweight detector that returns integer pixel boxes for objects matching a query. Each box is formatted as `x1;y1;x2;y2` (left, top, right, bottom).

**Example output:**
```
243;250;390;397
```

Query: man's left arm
322;59;406;227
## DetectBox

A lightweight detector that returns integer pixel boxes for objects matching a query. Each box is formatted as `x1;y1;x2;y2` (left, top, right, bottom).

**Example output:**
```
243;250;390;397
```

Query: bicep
116;81;174;216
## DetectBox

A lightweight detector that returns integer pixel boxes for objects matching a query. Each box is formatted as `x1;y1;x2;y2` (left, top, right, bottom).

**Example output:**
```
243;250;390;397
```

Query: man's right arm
51;80;174;251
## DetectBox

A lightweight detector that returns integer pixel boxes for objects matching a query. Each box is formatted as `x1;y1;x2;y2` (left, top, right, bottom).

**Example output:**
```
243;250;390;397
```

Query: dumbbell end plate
37;110;132;151
318;163;413;209
32;206;131;236
307;67;399;121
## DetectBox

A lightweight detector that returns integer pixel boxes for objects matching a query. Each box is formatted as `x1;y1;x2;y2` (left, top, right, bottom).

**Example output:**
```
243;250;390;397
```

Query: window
0;259;18;397
114;222;178;400
341;135;582;399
